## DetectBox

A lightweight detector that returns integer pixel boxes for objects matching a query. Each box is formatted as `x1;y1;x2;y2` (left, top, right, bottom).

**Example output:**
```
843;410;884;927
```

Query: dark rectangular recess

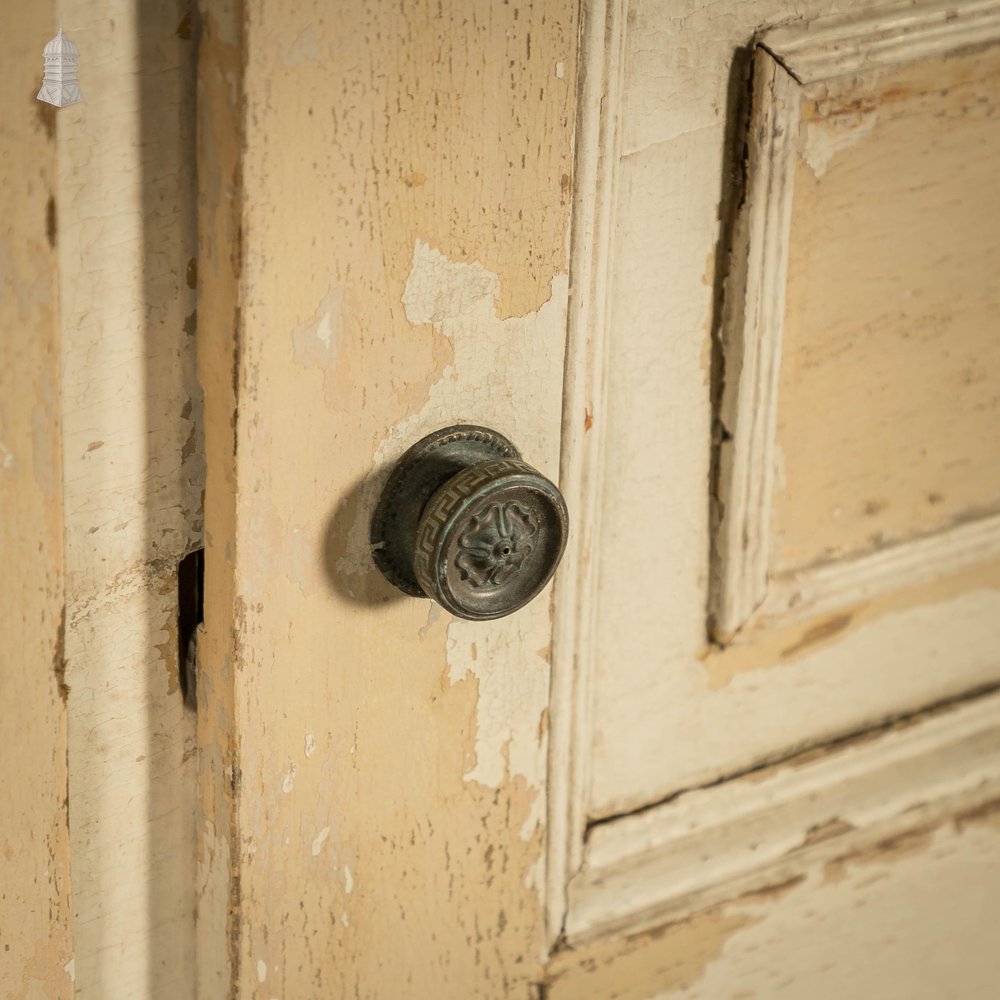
177;547;204;708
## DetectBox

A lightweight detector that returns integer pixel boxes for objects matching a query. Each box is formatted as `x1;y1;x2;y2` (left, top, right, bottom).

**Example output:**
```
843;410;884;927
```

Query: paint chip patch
257;959;267;983
291;286;347;369
305;732;316;757
312;826;331;856
282;761;296;793
799;109;878;178
401;239;498;327
344;864;353;894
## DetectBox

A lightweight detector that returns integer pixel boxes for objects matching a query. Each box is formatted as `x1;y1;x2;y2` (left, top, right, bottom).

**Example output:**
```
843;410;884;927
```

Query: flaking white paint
333;242;565;846
401;240;499;326
798;110;879;179
311;826;331;856
338;239;567;590
291;286;347;369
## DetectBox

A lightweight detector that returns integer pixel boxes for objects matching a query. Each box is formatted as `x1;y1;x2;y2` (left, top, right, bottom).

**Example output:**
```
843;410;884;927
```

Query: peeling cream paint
331;241;567;857
311;827;331;856
550;801;1000;997
256;959;267;983
798;108;879;178
343;864;353;894
279;25;321;67
291;285;347;369
418;602;444;638
282;762;296;793
337;239;568;592
304;733;316;757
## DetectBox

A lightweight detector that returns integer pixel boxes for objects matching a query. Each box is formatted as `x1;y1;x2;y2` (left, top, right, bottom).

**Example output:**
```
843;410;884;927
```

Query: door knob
371;425;568;621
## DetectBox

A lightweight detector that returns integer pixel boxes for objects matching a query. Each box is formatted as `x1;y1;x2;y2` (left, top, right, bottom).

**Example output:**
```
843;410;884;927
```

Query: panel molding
563;687;1000;944
757;512;1000;631
711;47;800;639
547;0;629;945
764;0;1000;83
711;1;1000;643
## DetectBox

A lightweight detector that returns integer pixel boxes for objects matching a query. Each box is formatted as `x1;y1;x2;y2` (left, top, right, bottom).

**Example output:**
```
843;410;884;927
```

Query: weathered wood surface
56;2;201;997
580;0;1000;821
714;14;1000;638
565;689;1000;945
196;0;578;995
548;789;1000;998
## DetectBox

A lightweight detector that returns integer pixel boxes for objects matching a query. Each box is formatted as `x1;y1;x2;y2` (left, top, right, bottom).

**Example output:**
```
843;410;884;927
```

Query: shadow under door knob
371;425;568;621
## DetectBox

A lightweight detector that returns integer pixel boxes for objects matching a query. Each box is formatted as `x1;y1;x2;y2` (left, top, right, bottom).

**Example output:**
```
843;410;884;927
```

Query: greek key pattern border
413;459;535;598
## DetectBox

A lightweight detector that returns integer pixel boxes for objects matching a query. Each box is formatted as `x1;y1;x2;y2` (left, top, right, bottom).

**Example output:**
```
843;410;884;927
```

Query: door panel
716;18;1000;633
578;0;1000;821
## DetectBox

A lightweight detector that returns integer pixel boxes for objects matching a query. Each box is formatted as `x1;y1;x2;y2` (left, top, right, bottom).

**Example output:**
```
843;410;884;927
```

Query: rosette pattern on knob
456;502;538;588
371;426;568;621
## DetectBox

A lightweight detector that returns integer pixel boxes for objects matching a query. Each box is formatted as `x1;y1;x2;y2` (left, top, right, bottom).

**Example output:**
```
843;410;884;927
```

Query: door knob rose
371;426;569;621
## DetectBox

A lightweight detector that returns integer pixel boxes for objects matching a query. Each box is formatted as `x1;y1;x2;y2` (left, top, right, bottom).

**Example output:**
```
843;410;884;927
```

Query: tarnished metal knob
371;426;568;621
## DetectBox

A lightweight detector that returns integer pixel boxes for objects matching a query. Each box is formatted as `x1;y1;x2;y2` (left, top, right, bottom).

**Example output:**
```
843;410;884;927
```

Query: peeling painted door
192;0;1000;997
545;0;1000;996
7;0;1000;997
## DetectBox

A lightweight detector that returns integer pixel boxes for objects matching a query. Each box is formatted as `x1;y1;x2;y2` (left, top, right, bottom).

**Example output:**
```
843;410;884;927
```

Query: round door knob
371;425;568;621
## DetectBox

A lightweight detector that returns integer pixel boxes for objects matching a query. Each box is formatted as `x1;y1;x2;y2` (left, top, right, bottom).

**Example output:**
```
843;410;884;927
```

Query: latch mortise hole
177;548;204;709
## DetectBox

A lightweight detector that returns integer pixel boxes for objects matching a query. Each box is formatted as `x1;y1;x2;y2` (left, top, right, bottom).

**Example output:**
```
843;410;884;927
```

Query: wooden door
5;1;1000;998
193;0;1000;995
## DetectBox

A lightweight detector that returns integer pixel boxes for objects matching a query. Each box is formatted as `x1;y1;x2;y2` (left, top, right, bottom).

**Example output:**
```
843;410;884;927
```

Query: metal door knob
371;426;568;621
